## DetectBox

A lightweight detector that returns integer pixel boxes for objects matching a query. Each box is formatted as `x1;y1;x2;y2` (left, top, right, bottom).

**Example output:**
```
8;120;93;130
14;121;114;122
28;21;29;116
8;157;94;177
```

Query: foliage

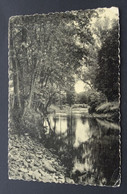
95;102;119;113
9;10;97;124
95;24;119;101
87;89;106;113
95;101;119;121
75;92;88;104
76;15;119;104
9;9;119;129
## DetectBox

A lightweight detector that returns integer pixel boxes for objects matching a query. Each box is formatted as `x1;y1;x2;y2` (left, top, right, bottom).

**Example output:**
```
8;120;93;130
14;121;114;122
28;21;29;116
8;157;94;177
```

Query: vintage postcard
8;7;120;186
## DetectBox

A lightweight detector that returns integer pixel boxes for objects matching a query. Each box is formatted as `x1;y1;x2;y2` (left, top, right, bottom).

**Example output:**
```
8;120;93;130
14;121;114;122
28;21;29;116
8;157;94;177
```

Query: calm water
43;112;120;186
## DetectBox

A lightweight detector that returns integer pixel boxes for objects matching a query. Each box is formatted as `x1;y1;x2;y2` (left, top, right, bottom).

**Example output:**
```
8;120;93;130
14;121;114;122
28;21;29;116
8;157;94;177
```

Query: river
41;112;120;186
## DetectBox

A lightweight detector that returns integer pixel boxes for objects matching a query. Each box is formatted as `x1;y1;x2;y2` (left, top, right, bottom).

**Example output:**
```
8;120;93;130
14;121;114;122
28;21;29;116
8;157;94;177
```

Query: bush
95;102;119;114
88;91;106;113
21;108;46;139
95;101;120;122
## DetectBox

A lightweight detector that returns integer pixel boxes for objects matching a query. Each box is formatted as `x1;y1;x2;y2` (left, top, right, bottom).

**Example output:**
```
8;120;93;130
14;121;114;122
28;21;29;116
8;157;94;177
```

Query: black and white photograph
8;7;120;186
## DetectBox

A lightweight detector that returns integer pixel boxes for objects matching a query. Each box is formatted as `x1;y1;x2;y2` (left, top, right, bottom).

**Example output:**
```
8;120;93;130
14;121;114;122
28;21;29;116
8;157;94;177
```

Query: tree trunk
28;78;34;109
13;58;21;109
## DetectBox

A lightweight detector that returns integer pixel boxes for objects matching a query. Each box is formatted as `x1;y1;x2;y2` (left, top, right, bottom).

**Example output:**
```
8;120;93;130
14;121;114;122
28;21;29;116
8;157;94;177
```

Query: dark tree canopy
95;24;119;101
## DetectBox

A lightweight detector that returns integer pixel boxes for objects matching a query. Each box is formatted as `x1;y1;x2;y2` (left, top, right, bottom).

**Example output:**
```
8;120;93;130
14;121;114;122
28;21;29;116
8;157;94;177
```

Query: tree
9;10;98;120
95;24;119;101
75;10;119;99
76;92;88;104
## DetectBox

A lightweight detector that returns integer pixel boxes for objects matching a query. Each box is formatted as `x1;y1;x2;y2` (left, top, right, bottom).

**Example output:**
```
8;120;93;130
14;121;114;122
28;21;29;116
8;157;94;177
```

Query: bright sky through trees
75;80;87;93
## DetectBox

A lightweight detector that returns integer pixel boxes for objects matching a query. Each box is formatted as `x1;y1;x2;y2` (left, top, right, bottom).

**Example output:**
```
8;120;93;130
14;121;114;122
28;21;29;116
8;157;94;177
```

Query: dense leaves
95;24;119;101
9;10;97;120
9;8;119;126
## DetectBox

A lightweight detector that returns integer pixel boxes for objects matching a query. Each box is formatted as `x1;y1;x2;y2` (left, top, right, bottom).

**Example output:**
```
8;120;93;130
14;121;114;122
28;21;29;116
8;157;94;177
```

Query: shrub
88;90;106;113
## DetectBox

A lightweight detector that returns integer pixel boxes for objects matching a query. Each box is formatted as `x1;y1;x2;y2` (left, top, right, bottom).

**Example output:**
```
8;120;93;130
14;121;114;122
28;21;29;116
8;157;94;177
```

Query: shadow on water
40;112;120;186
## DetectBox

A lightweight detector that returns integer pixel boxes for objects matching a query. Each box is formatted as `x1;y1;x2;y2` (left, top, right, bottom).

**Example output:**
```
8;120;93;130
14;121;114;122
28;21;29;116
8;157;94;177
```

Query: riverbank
48;104;89;116
48;102;119;122
8;106;120;185
8;131;67;183
93;101;120;122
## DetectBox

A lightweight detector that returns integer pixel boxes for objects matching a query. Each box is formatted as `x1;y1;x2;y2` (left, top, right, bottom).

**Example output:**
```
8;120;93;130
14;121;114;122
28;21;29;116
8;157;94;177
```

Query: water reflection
74;119;91;148
42;113;120;186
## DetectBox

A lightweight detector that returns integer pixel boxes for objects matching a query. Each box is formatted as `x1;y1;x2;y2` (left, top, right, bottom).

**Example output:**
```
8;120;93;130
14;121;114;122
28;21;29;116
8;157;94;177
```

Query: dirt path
8;133;67;183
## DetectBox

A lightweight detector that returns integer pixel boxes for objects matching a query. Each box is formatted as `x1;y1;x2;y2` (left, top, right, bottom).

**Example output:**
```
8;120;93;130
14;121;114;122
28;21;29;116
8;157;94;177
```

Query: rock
33;162;40;167
36;154;42;159
38;169;44;175
44;162;56;173
28;170;34;176
23;161;29;168
18;168;28;173
65;177;74;184
26;159;31;163
8;133;66;182
33;170;41;179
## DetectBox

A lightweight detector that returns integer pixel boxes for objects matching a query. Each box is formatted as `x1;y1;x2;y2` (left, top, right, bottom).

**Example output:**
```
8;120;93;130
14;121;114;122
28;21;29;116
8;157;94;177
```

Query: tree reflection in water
41;113;120;186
